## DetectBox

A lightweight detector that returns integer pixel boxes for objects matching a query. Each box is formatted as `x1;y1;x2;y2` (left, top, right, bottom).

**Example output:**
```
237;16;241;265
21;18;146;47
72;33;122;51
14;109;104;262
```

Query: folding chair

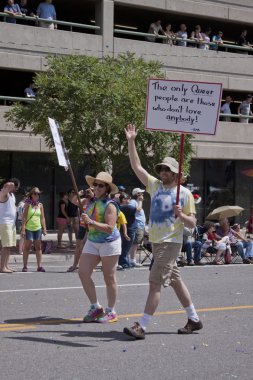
230;244;242;264
137;241;152;265
201;246;217;264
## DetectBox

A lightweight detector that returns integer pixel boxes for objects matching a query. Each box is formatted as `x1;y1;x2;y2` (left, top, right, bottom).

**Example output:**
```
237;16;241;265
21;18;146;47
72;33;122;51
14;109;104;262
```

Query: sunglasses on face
33;192;40;196
93;182;106;189
159;166;171;173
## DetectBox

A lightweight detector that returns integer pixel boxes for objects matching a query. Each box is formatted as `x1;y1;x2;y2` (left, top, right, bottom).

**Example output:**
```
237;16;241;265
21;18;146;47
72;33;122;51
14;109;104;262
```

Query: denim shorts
25;229;42;241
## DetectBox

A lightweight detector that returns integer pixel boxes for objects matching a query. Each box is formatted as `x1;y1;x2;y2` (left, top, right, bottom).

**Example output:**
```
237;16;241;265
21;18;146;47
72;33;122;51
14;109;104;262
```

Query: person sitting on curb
201;221;229;265
216;218;253;264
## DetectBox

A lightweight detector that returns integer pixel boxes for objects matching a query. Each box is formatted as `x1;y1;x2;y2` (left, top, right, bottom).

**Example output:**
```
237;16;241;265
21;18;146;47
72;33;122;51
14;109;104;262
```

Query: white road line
0;283;149;294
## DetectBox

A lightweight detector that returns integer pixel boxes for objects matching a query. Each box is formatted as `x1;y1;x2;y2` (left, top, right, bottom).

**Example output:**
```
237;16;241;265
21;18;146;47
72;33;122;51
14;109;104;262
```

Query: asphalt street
0;254;253;380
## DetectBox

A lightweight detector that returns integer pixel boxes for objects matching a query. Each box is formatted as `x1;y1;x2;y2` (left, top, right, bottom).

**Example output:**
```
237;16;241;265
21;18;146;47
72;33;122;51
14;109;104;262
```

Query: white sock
106;307;115;313
91;302;101;309
129;258;136;264
185;304;199;322
139;313;152;331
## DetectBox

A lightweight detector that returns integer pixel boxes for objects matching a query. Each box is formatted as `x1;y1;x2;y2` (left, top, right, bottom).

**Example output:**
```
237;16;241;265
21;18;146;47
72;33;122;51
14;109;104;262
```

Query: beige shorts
149;242;181;287
0;224;16;248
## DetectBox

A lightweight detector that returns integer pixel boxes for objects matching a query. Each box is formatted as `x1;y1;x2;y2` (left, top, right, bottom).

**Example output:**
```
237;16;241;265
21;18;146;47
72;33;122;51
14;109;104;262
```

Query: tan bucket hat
155;157;179;174
85;172;118;195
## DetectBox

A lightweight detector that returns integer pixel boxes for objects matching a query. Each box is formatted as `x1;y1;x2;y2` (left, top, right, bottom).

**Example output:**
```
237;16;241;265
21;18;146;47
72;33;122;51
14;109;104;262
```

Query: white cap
132;188;145;197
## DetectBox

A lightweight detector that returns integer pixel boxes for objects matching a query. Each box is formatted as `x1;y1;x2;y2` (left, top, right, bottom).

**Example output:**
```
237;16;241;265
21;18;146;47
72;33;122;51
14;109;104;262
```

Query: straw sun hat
85;172;118;195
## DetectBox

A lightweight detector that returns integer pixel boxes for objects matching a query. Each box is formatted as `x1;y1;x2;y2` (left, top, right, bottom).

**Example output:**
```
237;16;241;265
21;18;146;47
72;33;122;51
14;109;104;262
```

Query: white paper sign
48;117;68;167
146;79;222;135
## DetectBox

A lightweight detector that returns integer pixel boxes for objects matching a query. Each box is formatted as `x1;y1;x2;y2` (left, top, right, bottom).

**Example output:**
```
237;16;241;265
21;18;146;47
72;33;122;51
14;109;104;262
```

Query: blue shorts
25;229;42;241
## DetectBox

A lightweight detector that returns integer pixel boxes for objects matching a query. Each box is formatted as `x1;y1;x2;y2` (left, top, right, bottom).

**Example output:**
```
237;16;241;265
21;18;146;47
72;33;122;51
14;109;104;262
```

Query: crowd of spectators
146;20;252;52
179;217;253;266
3;0;57;29
220;94;253;123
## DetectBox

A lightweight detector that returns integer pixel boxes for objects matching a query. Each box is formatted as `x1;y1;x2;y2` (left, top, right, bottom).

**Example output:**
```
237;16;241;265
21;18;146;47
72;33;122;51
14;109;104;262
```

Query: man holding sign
123;124;203;340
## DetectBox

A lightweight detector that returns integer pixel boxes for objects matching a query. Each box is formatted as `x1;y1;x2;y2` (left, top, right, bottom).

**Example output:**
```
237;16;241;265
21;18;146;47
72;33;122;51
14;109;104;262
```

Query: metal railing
0;96;253;121
0;12;252;53
114;28;253;54
0;12;100;33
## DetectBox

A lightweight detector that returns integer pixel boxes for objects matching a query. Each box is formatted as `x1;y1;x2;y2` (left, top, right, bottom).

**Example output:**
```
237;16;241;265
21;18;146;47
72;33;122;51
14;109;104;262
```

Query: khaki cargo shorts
0;224;16;248
149;242;181;287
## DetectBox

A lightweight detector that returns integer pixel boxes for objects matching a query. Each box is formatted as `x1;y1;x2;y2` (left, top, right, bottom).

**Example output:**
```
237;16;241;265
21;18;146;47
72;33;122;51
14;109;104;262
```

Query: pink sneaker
96;310;118;323
83;306;104;323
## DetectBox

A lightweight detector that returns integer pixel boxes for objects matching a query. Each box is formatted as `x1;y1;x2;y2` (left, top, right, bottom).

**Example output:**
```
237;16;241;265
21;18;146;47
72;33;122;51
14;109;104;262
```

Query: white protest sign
48;117;68;167
146;79;222;135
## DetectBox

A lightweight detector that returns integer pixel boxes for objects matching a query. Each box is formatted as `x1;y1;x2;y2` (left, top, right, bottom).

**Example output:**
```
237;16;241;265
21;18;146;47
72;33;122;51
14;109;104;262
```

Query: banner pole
56;123;83;211
176;133;185;205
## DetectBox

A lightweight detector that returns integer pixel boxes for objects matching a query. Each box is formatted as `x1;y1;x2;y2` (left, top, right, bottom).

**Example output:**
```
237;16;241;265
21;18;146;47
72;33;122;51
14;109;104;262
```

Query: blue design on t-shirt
150;188;184;226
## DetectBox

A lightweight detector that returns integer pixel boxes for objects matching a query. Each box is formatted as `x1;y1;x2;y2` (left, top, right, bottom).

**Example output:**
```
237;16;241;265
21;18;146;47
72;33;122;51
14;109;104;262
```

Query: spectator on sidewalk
182;227;202;266
56;191;69;249
238;94;252;123
17;193;26;255
0;178;20;273
4;0;22;23
118;192;137;269
128;188;146;268
216;218;253;264
66;188;79;247
21;187;47;272
36;0;57;30
113;185;126;203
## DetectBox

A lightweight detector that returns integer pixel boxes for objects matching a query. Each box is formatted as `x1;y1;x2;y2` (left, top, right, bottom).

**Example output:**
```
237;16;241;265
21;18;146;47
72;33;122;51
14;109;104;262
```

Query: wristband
89;220;95;225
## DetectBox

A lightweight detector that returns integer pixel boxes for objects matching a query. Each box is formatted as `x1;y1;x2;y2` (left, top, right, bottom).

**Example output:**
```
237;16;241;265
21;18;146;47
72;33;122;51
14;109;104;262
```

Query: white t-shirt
146;175;195;243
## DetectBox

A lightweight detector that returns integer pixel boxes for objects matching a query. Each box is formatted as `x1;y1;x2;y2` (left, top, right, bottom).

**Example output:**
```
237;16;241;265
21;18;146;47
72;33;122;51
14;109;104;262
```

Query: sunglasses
33;192;40;196
159;166;171;173
93;182;106;189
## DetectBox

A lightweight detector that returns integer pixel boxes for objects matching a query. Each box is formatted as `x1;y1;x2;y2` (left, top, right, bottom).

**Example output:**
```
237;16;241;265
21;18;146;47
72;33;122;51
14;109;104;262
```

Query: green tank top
26;204;42;231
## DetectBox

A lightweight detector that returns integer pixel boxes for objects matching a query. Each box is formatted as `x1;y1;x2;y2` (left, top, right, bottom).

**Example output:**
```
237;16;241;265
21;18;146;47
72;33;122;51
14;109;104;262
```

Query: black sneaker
194;260;204;266
243;258;252;264
178;319;203;334
123;322;145;340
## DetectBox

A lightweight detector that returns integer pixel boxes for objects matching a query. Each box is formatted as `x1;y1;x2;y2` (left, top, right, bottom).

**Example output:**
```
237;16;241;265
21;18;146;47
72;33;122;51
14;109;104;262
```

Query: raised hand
124;123;138;141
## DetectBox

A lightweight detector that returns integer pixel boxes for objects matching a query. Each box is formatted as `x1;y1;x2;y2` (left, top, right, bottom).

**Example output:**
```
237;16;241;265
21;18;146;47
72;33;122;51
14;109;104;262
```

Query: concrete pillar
95;0;114;56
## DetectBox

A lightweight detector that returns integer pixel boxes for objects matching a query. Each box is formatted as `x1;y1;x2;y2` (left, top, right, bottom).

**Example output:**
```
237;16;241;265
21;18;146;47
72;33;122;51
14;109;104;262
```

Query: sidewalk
12;232;75;263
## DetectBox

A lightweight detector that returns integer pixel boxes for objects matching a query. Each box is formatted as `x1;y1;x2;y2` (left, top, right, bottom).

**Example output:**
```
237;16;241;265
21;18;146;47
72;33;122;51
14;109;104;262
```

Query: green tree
5;53;194;176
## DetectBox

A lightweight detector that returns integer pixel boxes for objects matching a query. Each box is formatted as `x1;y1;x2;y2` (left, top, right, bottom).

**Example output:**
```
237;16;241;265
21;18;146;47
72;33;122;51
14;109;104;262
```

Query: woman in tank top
21;187;47;272
78;172;121;323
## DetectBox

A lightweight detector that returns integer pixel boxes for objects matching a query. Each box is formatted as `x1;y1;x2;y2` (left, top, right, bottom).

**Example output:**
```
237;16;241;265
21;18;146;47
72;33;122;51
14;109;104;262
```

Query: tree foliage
5;53;194;176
